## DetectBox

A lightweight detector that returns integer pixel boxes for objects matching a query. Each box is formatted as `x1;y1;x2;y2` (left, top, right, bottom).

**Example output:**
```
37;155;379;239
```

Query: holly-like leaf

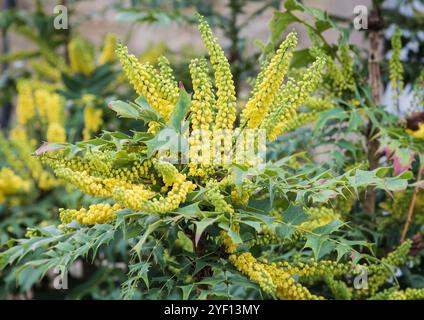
312;219;344;235
276;205;309;239
304;234;335;260
132;95;165;124
108;100;140;119
178;284;194;300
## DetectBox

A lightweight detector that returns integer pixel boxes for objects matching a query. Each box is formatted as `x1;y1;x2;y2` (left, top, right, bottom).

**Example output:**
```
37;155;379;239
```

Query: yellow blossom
198;14;236;130
47;122;66;143
241;32;297;128
16;80;35;125
99;33;117;64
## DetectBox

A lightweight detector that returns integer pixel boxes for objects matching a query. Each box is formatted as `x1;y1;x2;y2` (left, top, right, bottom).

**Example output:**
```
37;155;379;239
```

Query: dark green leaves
304;234;336;261
304;219;343;260
194;218;218;246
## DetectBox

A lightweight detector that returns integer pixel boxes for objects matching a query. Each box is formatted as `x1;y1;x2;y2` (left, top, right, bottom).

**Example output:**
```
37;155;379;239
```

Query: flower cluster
229;253;324;300
241;32;297;128
319;45;355;95
59;203;121;225
68;37;95;76
188;58;215;177
16;80;36;126
116;44;177;120
83;102;103;140
47;122;66;143
198;15;237;131
157;56;179;104
370;287;424;300
99;33;117;65
205;179;234;214
389;28;404;99
15;81;66;144
0;167;31;204
260;56;327;140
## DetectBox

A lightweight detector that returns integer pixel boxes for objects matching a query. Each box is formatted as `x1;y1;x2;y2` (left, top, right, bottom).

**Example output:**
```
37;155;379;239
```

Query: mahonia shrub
1;14;422;300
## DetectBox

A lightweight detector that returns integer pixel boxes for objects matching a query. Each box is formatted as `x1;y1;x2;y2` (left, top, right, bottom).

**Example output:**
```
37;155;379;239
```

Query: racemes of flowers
0;14;420;300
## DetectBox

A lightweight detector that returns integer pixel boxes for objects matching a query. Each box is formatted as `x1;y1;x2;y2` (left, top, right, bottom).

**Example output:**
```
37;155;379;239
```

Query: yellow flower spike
188;58;215;176
390;27;404;99
68;37;95;76
157;56;179;104
154;161;181;186
40;152;154;184
261;55;327;140
83;106;103;140
189;57;215;131
198;14;236;131
34;89;50;121
113;185;155;210
47;122;66;143
31;59;61;81
54;167;134;197
60;203;121;225
9;126;28;144
0;168;31;204
241;32;298;128
229;252;324;300
144;177;196;213
205;180;234;214
99;33;117;64
116;44;174;119
339;45;355;91
16;80;36;126
47;92;64;124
